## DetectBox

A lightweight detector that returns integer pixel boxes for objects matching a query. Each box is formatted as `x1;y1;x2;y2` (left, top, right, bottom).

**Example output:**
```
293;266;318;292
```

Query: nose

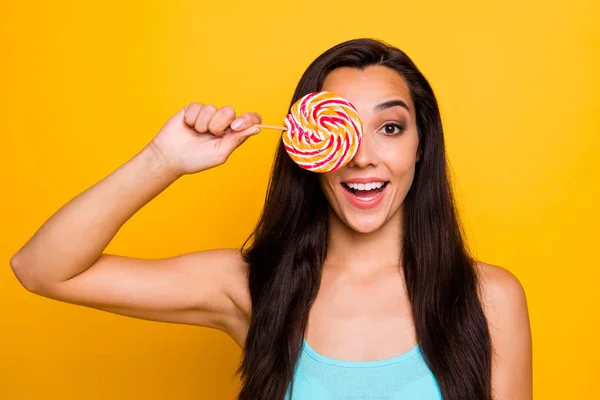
347;131;378;169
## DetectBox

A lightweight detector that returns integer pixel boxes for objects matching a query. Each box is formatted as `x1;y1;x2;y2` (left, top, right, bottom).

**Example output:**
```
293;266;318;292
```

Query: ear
416;146;422;162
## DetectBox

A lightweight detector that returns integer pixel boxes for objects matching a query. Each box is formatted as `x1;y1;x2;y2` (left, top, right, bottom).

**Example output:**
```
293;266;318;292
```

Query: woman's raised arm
9;103;261;345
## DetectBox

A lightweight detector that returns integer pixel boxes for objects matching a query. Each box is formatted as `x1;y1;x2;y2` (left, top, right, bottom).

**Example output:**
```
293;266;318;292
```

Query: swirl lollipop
283;91;362;173
257;91;363;173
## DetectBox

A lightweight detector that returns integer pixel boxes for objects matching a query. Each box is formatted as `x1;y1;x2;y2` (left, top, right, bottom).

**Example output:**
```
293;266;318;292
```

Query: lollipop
257;91;363;173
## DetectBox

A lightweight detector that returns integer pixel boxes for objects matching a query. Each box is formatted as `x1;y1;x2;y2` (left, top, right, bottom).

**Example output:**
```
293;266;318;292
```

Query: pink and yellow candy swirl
283;91;363;173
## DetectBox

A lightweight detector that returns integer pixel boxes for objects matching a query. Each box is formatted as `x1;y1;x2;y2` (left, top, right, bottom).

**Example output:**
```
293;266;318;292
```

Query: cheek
318;173;337;198
318;172;346;213
371;127;419;164
380;144;418;177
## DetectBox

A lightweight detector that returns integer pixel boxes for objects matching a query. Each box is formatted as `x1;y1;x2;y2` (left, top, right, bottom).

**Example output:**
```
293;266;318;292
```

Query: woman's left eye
380;122;406;136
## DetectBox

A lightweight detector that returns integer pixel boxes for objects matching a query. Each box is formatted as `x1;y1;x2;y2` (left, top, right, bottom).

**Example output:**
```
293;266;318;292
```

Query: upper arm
26;248;251;342
477;262;533;400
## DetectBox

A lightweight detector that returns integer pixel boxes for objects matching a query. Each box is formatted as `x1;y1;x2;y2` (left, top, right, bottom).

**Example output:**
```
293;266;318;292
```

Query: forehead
321;66;414;114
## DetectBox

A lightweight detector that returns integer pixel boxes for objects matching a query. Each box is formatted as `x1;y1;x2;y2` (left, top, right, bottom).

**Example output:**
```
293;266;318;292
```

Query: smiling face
318;65;421;233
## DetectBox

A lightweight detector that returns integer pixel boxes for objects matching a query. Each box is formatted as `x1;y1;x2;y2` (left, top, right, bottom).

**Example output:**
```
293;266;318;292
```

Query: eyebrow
374;100;410;113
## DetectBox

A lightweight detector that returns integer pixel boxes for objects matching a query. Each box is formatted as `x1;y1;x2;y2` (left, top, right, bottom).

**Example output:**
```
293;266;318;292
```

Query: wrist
143;141;183;182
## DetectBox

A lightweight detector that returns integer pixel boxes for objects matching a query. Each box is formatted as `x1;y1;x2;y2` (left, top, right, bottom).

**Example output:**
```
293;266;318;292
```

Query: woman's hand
150;103;263;176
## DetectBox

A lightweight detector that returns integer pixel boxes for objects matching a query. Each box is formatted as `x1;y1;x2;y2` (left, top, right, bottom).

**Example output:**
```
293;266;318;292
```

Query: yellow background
1;0;598;398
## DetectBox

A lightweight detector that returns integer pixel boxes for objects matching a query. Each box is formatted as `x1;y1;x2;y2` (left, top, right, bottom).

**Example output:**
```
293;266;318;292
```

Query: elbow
9;251;42;293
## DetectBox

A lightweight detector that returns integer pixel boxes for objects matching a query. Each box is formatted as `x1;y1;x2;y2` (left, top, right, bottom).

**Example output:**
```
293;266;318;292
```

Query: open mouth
341;181;389;201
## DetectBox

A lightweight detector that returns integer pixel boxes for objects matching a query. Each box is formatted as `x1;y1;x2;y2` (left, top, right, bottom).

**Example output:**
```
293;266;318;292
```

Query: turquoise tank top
285;338;443;399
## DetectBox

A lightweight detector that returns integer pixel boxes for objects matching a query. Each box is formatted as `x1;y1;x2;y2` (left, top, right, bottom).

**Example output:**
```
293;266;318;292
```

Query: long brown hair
237;38;492;400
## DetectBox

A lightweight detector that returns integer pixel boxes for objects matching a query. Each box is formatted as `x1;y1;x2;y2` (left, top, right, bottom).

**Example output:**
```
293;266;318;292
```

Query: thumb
219;125;261;154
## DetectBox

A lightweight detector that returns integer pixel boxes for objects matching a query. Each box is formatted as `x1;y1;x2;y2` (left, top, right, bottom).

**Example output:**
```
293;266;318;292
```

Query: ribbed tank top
284;338;443;399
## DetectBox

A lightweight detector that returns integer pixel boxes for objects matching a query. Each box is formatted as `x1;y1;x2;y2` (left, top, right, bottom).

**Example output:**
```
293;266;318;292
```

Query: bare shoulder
475;261;530;340
475;261;528;310
475;261;533;399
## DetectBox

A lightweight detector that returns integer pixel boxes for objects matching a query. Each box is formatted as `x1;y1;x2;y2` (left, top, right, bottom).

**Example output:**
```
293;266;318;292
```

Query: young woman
10;38;532;399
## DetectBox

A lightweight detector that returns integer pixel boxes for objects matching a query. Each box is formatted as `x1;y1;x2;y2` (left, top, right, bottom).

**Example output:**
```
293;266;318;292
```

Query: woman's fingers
219;112;263;154
230;112;263;131
194;104;218;134
183;102;202;127
183;103;263;138
208;105;237;136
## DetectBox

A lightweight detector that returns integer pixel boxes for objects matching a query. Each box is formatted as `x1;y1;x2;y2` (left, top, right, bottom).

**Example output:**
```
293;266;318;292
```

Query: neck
325;207;404;277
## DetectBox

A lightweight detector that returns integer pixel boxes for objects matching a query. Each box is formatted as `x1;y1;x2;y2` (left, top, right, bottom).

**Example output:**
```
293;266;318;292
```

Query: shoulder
475;261;533;399
476;261;527;310
475;261;529;323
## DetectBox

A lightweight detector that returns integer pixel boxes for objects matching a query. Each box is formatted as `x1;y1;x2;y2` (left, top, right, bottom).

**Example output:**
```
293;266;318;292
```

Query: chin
340;212;388;234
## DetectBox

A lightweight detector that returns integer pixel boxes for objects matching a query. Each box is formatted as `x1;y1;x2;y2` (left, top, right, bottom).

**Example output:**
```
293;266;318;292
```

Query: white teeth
345;182;385;191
